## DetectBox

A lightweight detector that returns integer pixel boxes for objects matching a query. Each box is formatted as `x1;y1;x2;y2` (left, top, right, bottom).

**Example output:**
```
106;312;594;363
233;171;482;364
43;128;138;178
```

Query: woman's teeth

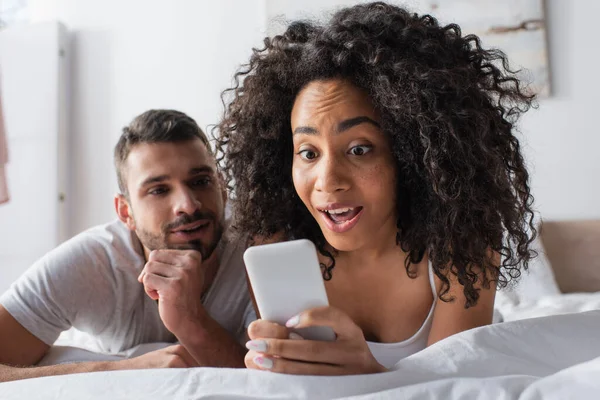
323;207;361;223
327;207;355;215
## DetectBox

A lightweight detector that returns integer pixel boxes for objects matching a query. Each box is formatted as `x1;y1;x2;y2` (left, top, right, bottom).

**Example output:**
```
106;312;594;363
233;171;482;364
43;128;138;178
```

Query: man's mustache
163;210;215;232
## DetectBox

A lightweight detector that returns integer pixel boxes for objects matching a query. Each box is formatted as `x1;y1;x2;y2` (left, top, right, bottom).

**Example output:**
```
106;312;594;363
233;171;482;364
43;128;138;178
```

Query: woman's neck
328;221;409;272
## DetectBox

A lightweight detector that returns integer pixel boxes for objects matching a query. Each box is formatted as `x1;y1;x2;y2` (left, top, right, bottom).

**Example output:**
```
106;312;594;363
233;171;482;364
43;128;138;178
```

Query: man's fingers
141;261;178;279
149;249;202;265
247;319;289;340
138;260;175;284
141;272;173;300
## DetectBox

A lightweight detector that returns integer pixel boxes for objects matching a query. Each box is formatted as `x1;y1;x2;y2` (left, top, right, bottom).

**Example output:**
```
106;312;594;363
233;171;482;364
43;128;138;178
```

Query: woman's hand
244;306;387;375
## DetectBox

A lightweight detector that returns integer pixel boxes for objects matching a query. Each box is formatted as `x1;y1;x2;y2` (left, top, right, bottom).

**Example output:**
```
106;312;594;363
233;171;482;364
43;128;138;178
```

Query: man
0;109;253;382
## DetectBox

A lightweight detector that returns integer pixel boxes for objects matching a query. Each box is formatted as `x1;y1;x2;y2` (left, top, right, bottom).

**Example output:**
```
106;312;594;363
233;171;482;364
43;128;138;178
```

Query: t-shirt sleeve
232;301;257;344
0;233;117;346
242;302;257;330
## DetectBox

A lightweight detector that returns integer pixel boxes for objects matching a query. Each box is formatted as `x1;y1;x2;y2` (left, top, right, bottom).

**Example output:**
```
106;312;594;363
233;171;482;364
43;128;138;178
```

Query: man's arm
176;310;246;368
0;305;123;382
0;309;196;383
0;359;121;383
0;305;50;367
0;344;197;382
139;249;247;367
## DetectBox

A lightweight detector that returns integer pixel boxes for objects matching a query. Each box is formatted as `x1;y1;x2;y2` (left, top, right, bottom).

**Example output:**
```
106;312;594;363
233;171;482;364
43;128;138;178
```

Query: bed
1;220;599;399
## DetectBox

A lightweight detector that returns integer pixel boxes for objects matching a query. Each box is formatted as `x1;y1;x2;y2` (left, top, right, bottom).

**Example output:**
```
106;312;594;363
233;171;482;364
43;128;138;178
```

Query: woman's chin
322;233;363;253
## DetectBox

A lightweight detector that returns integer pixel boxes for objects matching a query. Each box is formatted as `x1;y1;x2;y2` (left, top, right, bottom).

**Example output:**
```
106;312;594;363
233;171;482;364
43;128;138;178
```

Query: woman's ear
114;194;136;231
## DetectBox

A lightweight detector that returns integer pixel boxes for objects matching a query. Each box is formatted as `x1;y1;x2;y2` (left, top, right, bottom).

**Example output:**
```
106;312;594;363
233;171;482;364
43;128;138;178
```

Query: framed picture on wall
422;0;550;97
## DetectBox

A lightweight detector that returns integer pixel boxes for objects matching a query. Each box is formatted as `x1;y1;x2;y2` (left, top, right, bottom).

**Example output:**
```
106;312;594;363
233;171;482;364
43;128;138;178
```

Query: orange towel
0;91;8;204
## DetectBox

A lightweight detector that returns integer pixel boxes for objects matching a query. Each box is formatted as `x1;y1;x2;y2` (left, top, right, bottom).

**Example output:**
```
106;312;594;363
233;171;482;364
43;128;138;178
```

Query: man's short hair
114;109;211;196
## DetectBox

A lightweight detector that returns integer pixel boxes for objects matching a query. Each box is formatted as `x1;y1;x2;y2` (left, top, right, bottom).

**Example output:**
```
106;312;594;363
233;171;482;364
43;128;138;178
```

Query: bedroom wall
26;0;268;236
0;22;69;293
19;0;600;240
265;0;600;221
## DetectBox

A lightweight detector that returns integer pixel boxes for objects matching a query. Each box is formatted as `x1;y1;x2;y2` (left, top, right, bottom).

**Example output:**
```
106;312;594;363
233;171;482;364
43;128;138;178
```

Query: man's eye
349;145;372;156
193;177;211;186
298;149;318;161
149;187;168;195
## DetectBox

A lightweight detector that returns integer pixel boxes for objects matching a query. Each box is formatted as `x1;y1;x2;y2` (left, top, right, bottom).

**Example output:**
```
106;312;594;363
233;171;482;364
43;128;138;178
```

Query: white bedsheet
1;310;599;399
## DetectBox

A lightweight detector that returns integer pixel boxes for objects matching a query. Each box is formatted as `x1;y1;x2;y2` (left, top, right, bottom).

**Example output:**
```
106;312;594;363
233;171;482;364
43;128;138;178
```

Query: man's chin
168;240;218;260
166;222;224;259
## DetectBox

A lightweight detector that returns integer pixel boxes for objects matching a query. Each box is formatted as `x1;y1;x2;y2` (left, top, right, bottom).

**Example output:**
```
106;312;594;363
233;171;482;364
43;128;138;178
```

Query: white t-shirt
0;220;255;353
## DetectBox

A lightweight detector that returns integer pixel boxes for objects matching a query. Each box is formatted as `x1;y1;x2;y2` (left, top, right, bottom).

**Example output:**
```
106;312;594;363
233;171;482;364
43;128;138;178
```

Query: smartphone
243;239;336;341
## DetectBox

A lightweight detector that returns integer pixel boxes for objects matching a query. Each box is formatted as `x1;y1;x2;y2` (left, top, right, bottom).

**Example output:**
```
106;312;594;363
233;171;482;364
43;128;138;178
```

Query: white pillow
497;236;561;305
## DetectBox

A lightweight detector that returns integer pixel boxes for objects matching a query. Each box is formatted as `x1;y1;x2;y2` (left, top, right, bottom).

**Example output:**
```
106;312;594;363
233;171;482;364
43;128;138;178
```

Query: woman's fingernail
253;356;273;369
245;340;268;352
288;332;304;340
286;315;300;328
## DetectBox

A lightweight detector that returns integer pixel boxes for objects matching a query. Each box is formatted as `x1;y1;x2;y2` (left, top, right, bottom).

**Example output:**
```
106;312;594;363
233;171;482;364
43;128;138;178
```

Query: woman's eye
298;149;318;160
349;145;372;156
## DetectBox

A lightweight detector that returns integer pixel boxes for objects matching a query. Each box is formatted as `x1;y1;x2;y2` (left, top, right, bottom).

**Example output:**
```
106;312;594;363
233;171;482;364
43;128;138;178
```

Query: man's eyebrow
292;116;380;136
139;166;214;188
140;175;168;188
189;166;215;175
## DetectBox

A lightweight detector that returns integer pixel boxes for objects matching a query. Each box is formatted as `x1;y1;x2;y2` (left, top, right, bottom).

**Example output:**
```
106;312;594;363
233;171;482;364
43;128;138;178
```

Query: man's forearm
177;313;247;368
0;360;122;383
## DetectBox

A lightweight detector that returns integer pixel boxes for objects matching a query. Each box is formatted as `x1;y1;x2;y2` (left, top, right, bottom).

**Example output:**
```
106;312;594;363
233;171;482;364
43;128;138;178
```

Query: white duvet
1;309;599;400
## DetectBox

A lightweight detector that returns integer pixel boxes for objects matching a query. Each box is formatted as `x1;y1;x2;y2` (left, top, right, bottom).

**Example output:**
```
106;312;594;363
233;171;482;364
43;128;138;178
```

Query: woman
216;2;536;375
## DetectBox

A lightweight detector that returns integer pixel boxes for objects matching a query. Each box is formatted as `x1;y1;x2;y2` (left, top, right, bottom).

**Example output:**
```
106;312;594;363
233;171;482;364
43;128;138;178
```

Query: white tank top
367;260;437;369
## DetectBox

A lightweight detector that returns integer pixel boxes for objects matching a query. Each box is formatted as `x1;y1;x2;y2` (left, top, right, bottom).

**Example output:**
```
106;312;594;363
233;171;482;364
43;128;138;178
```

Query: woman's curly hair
215;2;537;308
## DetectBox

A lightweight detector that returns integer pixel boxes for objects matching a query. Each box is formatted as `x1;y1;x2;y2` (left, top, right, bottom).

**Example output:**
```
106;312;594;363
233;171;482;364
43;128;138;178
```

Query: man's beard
135;210;224;260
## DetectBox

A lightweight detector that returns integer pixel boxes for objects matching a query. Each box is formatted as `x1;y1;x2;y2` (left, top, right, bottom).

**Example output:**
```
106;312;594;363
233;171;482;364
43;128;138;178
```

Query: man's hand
120;344;198;369
138;249;205;337
137;249;247;368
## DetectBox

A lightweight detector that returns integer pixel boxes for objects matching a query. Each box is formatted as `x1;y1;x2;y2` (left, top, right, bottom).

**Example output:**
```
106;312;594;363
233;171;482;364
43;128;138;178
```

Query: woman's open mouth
317;206;364;234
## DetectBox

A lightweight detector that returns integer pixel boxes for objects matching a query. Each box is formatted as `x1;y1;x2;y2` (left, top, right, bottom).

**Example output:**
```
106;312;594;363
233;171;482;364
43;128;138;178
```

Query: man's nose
172;187;201;216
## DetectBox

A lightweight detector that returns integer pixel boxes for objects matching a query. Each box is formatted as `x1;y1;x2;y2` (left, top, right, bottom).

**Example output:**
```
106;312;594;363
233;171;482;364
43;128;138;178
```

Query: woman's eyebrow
293;116;380;136
336;116;380;134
